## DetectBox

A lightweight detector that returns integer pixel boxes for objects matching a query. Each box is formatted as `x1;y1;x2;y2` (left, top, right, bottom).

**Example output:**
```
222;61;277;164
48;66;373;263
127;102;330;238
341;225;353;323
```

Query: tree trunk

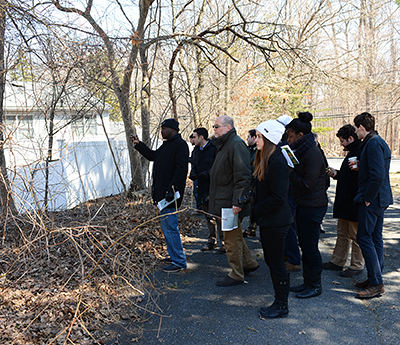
224;56;232;115
0;0;17;215
194;47;204;126
140;46;150;179
43;102;55;211
52;0;155;193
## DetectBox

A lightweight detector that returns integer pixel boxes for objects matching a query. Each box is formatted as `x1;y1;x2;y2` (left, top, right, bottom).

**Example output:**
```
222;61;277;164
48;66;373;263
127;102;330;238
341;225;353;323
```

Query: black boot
290;263;308;292
290;283;307;292
259;276;290;319
259;273;279;314
295;283;322;298
296;269;322;299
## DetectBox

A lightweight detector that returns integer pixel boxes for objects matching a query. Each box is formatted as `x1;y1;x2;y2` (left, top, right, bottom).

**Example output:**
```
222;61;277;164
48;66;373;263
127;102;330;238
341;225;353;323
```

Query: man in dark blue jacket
131;118;189;273
189;128;219;251
351;112;393;299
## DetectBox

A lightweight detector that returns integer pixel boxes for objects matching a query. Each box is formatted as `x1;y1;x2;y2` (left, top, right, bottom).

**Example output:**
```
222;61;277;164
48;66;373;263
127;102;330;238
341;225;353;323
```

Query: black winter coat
135;134;189;207
252;148;293;227
332;140;362;222
249;144;257;186
189;141;217;206
290;145;328;207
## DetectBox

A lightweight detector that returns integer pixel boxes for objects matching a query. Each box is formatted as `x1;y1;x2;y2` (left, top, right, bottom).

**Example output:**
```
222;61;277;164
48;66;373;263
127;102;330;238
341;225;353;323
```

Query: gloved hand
165;188;174;202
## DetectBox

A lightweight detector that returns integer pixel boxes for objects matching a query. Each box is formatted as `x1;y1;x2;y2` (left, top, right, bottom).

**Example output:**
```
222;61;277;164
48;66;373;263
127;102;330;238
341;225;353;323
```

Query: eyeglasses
213;124;227;129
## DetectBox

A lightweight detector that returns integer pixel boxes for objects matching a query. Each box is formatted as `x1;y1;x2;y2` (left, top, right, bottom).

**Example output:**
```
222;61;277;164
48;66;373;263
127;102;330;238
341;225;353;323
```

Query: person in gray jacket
209;115;259;286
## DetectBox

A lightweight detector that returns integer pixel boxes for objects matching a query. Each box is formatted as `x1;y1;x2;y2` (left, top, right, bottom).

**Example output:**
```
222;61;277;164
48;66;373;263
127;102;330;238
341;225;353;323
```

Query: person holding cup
323;124;364;277
348;156;358;169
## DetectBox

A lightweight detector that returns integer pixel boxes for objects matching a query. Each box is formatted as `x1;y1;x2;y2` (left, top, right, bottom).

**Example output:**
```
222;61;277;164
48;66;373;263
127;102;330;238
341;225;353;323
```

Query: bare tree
0;0;17;215
52;0;156;191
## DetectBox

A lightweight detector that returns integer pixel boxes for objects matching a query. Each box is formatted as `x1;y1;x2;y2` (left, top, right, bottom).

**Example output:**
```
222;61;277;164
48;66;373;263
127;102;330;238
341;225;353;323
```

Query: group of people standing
130;110;393;320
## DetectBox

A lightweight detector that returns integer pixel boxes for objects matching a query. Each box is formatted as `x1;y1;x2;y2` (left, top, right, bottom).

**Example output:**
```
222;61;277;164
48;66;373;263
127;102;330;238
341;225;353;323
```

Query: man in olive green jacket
209;115;259;286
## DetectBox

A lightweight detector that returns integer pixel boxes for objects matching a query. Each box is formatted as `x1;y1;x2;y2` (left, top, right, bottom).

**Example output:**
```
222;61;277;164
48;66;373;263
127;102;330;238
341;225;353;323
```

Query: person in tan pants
208;115;259;286
223;220;259;281
327;219;364;273
324;125;364;277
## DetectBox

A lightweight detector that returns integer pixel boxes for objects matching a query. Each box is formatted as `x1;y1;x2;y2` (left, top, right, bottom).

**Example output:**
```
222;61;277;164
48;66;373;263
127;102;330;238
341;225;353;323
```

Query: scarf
289;131;316;161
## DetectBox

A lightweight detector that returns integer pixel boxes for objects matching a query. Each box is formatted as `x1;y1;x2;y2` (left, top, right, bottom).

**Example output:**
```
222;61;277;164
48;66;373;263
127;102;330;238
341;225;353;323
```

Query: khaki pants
224;219;258;281
330;218;364;270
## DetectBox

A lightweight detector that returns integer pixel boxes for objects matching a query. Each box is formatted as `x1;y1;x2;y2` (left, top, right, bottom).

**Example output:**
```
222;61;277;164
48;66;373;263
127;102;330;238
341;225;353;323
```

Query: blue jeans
160;208;186;268
357;199;386;286
296;205;327;286
284;198;301;265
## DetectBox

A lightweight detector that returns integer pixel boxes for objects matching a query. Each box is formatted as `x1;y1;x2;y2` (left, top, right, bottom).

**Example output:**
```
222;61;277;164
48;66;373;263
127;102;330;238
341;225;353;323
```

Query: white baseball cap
256;120;285;145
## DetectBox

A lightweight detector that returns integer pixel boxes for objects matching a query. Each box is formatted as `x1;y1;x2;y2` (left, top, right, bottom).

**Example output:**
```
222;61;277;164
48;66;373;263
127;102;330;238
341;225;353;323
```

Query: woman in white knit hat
251;120;293;319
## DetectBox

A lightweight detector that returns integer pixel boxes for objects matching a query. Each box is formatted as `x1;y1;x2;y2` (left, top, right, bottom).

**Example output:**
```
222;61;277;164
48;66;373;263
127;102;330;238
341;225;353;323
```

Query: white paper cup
348;156;358;169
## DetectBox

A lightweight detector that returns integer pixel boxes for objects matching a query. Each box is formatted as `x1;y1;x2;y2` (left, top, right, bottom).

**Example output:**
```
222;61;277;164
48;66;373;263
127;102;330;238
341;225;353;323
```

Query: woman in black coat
286;112;328;299
251;120;293;319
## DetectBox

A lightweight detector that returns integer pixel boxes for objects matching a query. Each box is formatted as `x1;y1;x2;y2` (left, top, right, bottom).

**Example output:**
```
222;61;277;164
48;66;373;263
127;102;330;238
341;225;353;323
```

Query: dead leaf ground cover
1;175;398;344
0;187;202;344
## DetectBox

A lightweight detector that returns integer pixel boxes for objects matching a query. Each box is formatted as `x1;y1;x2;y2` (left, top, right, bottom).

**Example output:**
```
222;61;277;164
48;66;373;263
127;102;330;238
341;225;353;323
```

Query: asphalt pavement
107;180;400;345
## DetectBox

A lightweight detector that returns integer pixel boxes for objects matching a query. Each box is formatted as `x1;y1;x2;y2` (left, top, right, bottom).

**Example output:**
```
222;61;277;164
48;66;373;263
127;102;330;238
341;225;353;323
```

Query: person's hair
313;132;318;139
220;115;234;128
286;111;313;135
189;134;194;139
253;136;276;181
193;127;208;140
336;124;358;140
280;131;288;143
354;112;375;132
248;129;256;137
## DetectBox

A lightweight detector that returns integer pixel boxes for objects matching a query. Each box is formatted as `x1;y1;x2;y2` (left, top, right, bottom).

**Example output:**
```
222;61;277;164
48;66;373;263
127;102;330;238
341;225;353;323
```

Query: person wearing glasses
208;115;259;286
189;127;220;251
323;124;364;277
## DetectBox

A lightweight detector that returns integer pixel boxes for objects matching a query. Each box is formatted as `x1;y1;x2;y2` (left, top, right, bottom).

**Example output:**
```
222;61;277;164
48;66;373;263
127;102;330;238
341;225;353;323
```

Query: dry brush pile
0;191;203;344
